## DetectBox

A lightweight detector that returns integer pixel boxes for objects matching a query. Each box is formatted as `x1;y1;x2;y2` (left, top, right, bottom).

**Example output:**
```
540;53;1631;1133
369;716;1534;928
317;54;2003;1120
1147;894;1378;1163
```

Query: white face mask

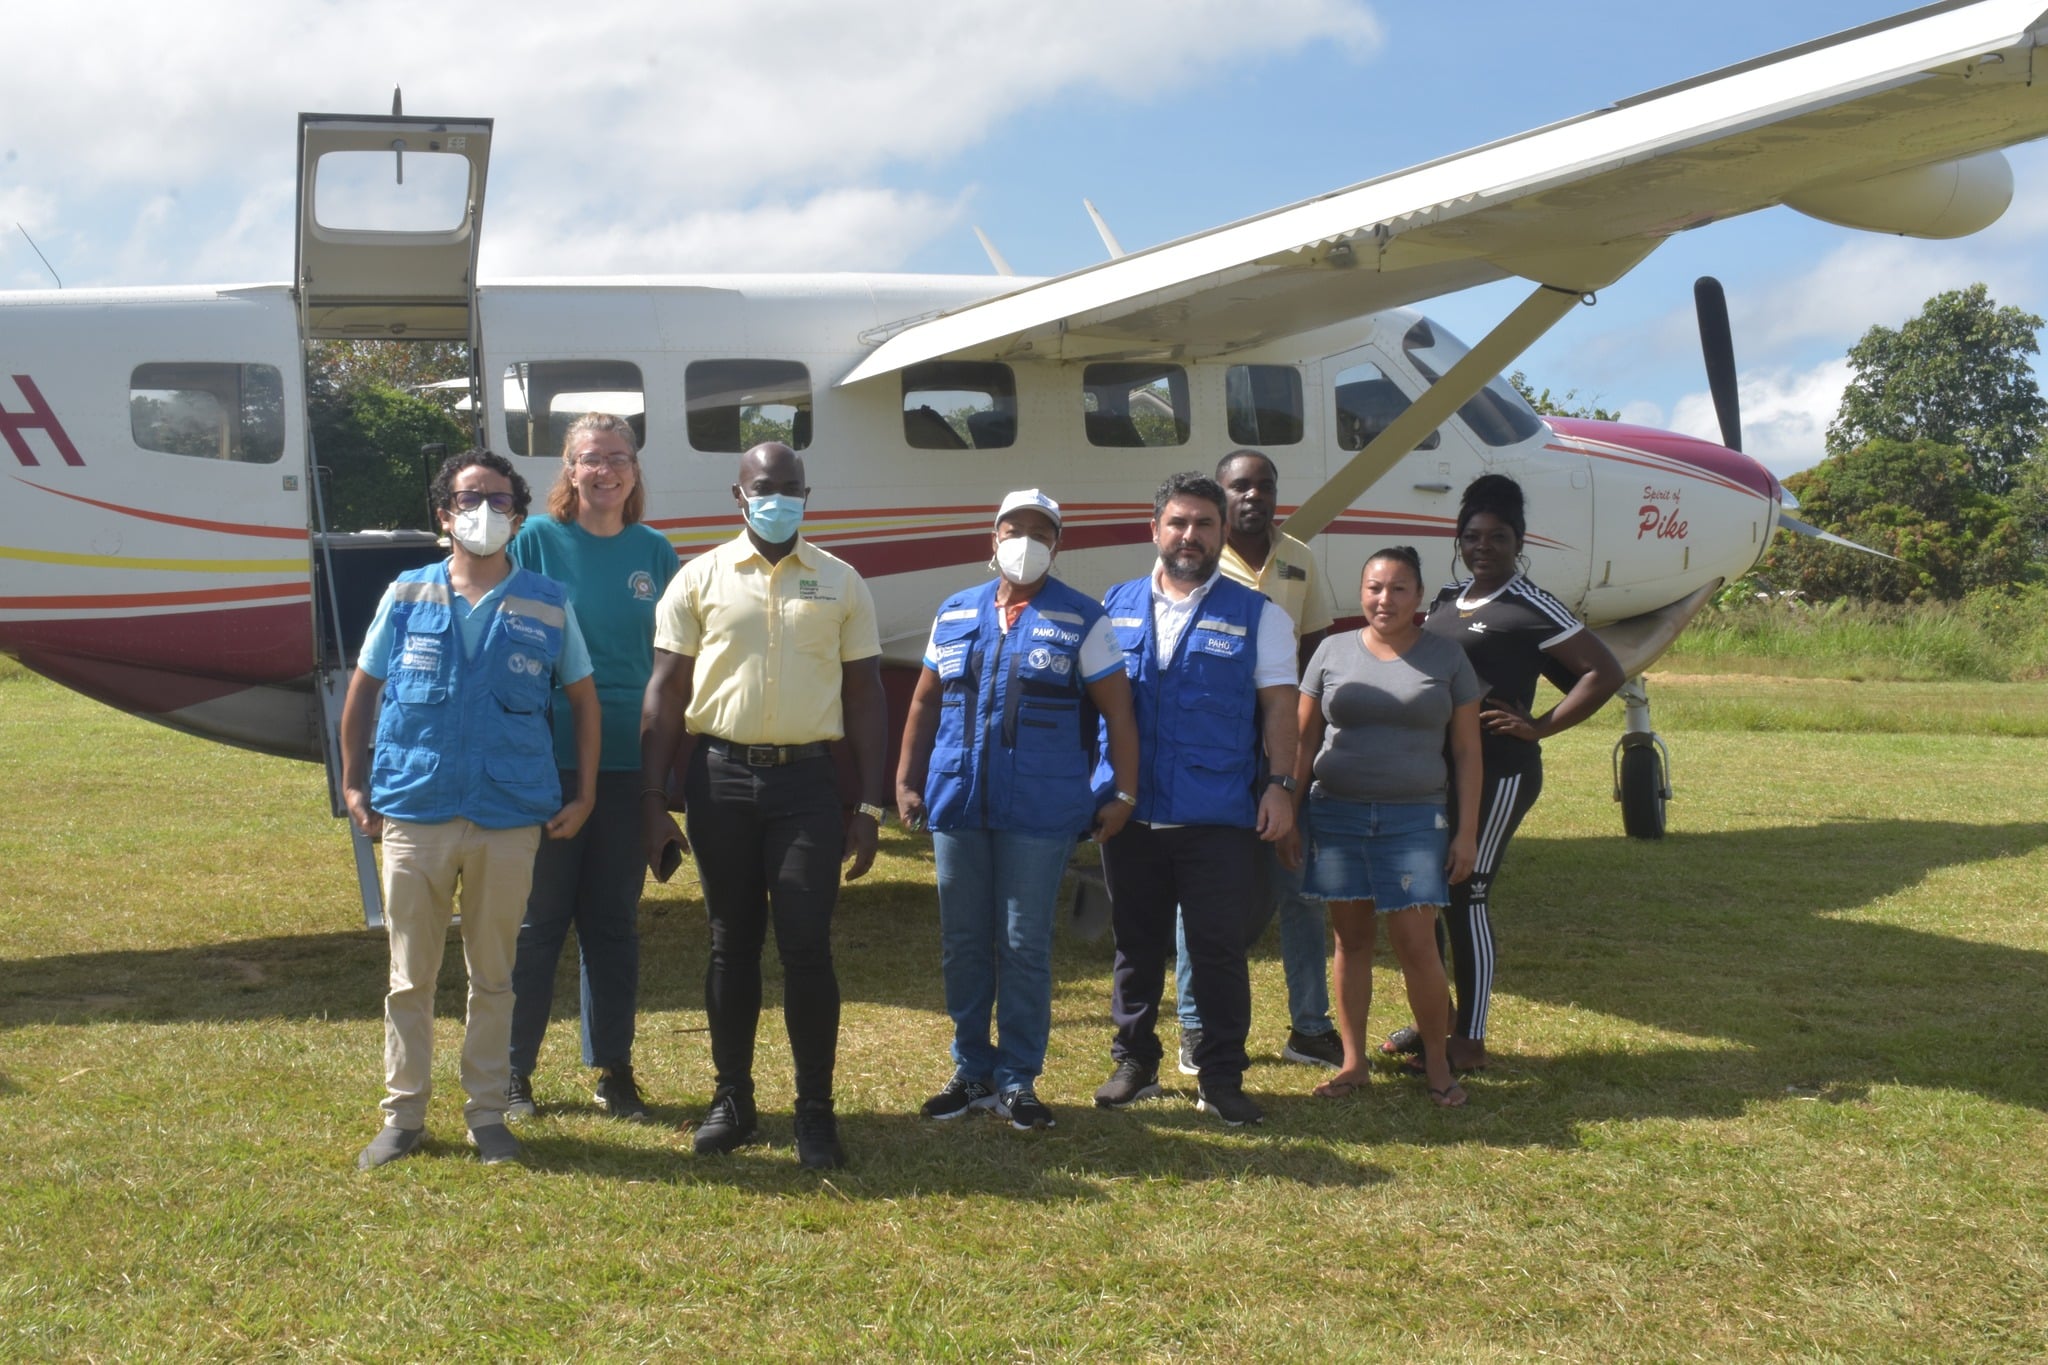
994;535;1053;586
451;504;513;557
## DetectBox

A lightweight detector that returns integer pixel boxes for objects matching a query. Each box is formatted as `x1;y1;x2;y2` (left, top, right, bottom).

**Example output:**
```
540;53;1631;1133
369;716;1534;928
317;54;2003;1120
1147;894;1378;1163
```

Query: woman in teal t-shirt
505;412;679;1122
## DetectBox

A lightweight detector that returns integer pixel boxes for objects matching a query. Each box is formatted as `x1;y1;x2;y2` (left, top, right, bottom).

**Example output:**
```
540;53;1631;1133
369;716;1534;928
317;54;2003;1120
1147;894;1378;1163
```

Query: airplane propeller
1695;275;1894;560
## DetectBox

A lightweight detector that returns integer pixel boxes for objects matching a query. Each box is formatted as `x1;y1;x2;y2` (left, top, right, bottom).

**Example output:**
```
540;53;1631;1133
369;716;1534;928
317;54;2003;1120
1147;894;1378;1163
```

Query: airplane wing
840;0;2048;385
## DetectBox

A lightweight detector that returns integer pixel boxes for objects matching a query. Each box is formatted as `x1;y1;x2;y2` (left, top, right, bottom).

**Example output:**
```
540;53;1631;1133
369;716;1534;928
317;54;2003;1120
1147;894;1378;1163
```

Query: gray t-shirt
1300;629;1481;803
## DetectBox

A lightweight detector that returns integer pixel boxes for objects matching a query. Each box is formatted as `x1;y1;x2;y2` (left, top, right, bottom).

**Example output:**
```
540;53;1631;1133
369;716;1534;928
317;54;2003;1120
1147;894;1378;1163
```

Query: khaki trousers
377;817;541;1132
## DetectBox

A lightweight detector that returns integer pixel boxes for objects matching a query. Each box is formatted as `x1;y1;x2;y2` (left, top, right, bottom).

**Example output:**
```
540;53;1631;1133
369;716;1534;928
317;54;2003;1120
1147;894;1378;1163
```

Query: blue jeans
932;828;1073;1094
509;771;645;1075
1175;841;1333;1037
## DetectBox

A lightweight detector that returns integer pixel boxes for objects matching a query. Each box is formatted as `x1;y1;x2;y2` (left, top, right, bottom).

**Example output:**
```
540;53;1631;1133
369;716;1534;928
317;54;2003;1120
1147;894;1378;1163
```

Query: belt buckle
745;744;779;766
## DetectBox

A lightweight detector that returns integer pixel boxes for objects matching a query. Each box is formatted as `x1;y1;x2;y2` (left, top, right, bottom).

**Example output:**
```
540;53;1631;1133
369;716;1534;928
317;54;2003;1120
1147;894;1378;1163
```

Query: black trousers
1101;822;1261;1086
1441;761;1542;1042
683;744;844;1103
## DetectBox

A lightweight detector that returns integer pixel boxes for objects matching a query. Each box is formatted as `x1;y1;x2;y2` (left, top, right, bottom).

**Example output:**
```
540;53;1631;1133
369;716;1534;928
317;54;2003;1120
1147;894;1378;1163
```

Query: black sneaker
1282;1029;1344;1070
594;1065;650;1122
1094;1059;1164;1109
1177;1028;1203;1077
996;1086;1055;1131
504;1071;538;1122
692;1086;761;1155
921;1074;998;1121
794;1099;845;1170
1195;1083;1265;1126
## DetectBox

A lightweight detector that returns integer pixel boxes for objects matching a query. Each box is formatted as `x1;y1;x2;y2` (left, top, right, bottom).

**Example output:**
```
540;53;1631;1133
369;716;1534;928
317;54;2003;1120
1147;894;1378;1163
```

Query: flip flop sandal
1378;1026;1423;1057
1429;1082;1468;1109
1399;1054;1486;1078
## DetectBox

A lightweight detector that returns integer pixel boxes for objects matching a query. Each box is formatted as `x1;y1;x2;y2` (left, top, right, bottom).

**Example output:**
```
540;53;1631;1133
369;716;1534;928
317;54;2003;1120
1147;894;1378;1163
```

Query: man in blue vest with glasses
1092;471;1300;1126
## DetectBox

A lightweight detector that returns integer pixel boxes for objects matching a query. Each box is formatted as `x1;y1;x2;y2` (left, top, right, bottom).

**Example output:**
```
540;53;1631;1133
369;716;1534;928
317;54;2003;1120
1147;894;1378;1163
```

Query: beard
1162;544;1219;585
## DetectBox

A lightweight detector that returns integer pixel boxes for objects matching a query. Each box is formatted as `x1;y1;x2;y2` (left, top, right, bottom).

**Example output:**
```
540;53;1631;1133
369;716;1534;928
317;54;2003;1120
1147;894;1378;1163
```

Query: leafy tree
1827;284;2047;495
1761;437;2030;602
312;380;468;531
1508;371;1618;422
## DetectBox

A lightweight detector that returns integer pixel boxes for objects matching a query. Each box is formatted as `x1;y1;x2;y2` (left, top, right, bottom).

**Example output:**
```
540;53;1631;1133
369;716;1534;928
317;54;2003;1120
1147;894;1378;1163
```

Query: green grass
1668;587;2048;682
4;671;2048;1359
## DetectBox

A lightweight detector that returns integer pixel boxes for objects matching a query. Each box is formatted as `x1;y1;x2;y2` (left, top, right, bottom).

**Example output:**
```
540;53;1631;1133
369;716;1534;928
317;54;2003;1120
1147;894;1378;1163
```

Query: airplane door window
312;150;473;234
901;361;1017;450
1082;363;1188;447
502;360;646;457
129;363;286;463
1330;359;1440;453
1225;365;1304;446
1400;318;1545;448
685;359;812;453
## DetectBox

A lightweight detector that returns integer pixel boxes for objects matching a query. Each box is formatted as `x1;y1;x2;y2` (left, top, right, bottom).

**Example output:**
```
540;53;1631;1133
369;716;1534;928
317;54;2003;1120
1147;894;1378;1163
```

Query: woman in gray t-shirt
1283;546;1482;1107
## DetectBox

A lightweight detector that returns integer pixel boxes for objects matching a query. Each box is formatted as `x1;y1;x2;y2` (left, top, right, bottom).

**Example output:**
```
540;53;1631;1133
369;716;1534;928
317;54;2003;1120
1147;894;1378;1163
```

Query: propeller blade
1778;513;1896;560
1694;276;1741;452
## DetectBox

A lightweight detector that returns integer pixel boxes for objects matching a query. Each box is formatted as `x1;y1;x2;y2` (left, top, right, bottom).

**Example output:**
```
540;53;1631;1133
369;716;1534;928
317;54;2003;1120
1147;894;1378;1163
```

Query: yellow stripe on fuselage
0;545;306;574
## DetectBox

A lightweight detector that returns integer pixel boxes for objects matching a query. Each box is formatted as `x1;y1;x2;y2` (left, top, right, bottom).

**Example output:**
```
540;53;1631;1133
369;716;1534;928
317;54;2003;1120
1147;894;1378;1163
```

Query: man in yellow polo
641;441;888;1170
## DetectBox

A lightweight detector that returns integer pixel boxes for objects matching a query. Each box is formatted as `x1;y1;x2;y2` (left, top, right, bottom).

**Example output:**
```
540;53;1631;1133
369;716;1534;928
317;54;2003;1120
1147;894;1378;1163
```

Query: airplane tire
1619;744;1667;840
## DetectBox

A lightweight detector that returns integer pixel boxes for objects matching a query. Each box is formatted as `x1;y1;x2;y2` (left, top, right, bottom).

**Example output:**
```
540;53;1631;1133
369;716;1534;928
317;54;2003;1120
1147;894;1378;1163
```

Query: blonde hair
546;412;645;525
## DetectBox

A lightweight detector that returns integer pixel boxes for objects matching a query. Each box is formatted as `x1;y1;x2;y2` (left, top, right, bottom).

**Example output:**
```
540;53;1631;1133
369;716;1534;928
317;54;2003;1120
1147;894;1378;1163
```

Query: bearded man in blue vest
341;450;601;1171
1092;471;1300;1126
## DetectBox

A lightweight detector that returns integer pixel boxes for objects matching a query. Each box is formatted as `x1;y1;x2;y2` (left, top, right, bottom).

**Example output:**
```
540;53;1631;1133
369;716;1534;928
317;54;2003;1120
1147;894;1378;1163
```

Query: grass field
4;664;2047;1360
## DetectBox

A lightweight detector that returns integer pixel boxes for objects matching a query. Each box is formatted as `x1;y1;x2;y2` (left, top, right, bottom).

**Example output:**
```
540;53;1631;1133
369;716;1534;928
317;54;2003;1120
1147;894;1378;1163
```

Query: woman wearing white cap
897;489;1139;1130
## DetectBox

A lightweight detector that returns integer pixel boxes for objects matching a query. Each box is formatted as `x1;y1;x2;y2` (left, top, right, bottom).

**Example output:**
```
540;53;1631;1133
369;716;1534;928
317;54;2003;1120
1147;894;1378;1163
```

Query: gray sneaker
356;1124;425;1171
1094;1059;1164;1109
1177;1028;1203;1077
468;1122;525;1165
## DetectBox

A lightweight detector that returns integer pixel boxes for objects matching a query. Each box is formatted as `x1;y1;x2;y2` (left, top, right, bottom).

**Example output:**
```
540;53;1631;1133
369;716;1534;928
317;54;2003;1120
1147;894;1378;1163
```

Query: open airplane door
296;110;493;927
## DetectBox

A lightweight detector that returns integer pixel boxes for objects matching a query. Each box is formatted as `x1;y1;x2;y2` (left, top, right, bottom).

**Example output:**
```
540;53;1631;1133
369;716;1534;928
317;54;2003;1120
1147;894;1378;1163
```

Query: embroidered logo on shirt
1030;623;1080;646
1199;636;1241;656
1027;647;1052;670
502;612;549;646
1278;563;1307;581
797;577;835;602
629;570;655;602
397;635;442;673
507;652;545;677
1049;654;1072;676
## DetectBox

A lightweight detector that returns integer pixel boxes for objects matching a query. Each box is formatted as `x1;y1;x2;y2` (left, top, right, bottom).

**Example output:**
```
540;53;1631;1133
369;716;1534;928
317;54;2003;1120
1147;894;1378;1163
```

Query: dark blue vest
370;562;567;829
1096;573;1265;828
924;577;1104;836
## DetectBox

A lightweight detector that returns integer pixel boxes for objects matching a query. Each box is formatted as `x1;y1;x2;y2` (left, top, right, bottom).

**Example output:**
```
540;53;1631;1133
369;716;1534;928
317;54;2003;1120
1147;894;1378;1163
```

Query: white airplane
5;1;2047;924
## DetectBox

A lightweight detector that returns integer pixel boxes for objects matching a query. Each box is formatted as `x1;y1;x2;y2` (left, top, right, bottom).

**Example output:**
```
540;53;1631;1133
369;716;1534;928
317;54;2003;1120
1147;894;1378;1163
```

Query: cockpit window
1225;365;1304;446
1331;359;1439;453
1401;318;1545;448
129;363;285;463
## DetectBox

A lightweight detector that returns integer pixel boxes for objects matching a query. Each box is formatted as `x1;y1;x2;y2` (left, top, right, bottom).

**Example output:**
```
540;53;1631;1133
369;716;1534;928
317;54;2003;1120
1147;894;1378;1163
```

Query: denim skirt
1299;789;1450;912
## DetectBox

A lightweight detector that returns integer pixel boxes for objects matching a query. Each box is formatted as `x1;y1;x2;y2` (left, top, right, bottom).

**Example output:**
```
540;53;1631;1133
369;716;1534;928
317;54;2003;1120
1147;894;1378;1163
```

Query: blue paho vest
1096;573;1265;828
370;562;567;829
925;577;1104;837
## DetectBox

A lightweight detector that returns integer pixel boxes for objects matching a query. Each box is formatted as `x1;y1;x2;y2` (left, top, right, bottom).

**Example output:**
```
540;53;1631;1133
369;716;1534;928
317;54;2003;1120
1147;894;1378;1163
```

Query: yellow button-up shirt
1219;527;1334;640
653;531;881;745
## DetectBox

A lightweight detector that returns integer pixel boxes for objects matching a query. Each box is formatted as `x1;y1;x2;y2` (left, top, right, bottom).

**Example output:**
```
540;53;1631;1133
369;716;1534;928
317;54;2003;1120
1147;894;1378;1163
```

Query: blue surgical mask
743;493;805;544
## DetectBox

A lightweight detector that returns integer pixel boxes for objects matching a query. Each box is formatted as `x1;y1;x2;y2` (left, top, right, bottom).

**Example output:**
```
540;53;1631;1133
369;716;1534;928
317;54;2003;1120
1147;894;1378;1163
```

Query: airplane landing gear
1610;676;1670;839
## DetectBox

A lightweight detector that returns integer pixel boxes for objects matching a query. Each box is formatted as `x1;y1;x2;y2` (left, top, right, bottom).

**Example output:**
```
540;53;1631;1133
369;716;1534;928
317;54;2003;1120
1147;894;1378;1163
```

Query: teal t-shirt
509;515;680;770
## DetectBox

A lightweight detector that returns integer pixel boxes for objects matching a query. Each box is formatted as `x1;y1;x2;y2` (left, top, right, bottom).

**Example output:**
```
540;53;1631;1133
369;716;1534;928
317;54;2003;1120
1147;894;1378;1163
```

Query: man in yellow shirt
1173;448;1343;1074
641;442;889;1170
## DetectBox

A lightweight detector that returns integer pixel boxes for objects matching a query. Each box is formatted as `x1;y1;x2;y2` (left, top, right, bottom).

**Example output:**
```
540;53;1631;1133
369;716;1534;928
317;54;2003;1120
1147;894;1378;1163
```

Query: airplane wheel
1619;744;1667;840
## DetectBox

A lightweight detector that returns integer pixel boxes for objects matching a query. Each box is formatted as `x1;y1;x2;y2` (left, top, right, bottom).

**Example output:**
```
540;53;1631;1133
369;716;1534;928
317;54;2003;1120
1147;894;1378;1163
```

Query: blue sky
6;0;2045;476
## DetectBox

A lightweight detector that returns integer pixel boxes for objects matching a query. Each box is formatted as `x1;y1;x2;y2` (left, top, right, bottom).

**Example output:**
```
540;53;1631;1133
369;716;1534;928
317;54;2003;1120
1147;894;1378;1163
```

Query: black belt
704;737;832;767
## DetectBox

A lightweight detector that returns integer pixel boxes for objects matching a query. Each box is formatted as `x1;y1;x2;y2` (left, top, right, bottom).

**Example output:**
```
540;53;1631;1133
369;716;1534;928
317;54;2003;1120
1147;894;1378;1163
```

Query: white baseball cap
995;487;1062;532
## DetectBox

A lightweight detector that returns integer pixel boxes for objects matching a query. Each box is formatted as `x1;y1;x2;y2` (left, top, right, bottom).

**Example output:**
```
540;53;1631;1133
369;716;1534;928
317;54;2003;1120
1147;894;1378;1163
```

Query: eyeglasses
450;490;516;513
574;453;636;470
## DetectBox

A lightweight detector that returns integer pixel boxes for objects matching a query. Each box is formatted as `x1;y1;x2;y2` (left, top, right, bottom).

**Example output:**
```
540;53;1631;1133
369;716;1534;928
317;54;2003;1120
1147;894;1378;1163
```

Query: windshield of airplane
1401;318;1546;448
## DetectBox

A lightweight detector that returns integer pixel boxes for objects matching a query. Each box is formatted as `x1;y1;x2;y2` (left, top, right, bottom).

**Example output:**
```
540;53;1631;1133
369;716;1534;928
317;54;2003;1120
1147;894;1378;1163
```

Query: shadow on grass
7;818;2046;1137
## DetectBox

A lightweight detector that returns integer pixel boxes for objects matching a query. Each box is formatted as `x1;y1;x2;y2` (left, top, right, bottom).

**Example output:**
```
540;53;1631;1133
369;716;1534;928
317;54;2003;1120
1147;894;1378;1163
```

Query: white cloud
6;0;1383;285
1669;357;1852;479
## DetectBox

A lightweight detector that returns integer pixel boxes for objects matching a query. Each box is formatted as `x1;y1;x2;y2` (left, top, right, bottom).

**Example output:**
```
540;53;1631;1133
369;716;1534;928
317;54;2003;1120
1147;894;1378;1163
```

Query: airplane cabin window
686;360;812;453
1400;318;1545;448
1331;359;1440;453
1082;363;1188;447
1225;365;1304;446
901;361;1017;450
312;150;473;234
129;363;286;464
503;361;646;457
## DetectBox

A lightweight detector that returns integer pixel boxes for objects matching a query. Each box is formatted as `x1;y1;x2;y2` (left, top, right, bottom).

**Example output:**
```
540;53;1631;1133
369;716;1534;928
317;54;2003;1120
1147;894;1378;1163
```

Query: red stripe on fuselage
0;582;309;610
0;601;312;695
10;476;311;540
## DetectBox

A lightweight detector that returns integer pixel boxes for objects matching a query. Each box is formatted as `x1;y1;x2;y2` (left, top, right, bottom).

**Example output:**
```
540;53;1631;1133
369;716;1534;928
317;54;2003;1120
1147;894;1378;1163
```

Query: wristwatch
1264;774;1298;794
855;801;887;823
